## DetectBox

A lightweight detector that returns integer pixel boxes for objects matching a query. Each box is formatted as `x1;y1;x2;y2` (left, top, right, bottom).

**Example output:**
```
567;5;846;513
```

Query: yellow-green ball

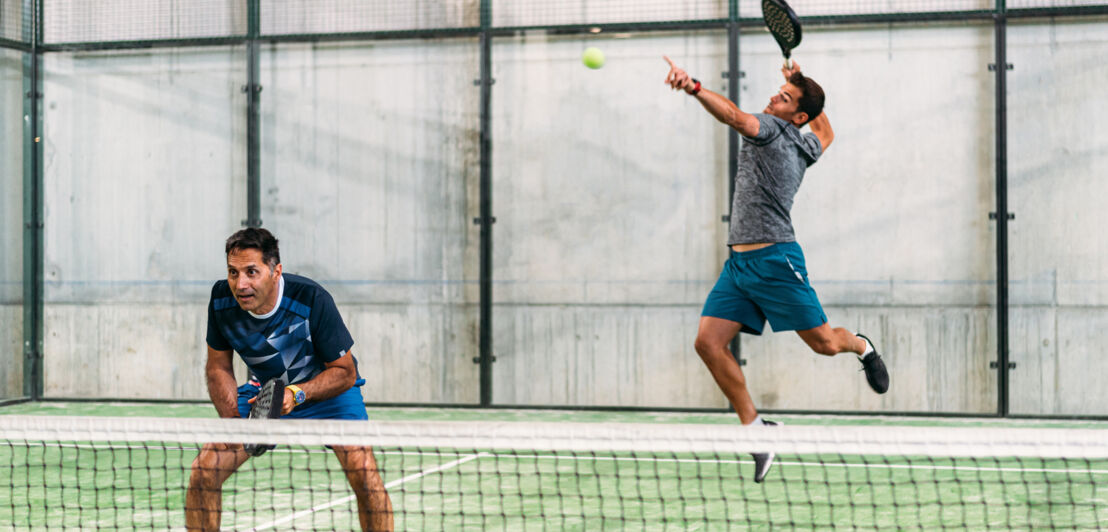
582;47;605;69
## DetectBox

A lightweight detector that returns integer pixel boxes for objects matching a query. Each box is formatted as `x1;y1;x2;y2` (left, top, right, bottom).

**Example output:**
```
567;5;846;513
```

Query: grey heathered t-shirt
728;113;823;245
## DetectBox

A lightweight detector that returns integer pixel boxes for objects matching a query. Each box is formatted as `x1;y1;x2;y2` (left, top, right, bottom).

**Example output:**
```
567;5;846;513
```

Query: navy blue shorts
701;242;827;335
237;380;368;420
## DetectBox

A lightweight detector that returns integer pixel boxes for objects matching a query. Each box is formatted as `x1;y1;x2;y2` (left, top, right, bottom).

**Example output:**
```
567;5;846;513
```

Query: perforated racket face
244;379;285;456
249;379;285;420
762;0;802;56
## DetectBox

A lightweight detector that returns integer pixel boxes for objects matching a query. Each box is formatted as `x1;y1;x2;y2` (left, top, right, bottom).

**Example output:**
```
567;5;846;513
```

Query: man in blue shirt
186;228;393;531
663;57;890;483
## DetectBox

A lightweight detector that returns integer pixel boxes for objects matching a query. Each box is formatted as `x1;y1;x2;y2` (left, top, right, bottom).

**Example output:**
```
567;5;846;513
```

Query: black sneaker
856;334;889;394
752;420;779;483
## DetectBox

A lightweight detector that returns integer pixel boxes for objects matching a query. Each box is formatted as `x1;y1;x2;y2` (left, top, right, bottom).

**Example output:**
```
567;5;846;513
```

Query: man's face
227;248;282;314
763;82;807;126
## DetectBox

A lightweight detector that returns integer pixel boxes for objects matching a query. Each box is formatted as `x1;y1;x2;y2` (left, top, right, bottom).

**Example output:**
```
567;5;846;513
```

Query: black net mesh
0;0;27;44
2;416;1107;530
42;0;247;45
260;0;479;36
737;0;995;17
490;0;729;28
1007;0;1108;8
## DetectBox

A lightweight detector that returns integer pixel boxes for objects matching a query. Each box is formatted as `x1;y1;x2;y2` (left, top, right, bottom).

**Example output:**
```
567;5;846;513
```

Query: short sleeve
205;284;232;351
800;132;823;166
309;289;355;363
744;114;784;146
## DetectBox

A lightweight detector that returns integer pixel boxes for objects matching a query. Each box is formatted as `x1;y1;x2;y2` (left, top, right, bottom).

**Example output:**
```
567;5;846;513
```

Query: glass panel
1;48;23;399
491;30;729;408
740;23;999;414
1007;19;1108;415
42;46;246;399
260;39;480;404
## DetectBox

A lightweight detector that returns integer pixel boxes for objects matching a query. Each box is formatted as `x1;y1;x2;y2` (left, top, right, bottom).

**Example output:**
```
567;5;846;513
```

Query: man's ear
792;111;809;127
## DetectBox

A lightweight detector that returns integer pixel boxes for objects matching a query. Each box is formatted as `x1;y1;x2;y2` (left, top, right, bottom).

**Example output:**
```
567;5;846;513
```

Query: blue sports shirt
206;273;359;386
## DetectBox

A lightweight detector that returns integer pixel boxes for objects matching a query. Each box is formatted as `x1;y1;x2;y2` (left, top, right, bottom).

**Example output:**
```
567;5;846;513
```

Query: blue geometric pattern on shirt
242;314;320;385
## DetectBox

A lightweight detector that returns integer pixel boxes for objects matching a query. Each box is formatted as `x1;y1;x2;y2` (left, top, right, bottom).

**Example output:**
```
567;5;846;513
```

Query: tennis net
2;415;1107;530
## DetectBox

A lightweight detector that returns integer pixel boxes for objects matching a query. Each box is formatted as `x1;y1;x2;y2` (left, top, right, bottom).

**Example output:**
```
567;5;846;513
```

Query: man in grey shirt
663;57;889;482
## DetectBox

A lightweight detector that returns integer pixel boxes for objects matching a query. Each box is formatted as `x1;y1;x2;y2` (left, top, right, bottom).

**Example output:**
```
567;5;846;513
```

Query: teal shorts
701;242;827;335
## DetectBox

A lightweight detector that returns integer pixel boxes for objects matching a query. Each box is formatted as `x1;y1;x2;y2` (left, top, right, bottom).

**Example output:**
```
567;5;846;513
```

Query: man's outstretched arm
664;55;760;137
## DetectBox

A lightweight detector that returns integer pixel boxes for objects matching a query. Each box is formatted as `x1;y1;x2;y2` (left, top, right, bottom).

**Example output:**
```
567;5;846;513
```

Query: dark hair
225;227;280;269
788;72;825;125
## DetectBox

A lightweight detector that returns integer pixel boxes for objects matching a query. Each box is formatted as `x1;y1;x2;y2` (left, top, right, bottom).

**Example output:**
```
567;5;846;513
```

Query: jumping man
663;56;889;483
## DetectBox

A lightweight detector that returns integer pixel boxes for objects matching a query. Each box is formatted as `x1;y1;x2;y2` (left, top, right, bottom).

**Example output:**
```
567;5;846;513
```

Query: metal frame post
243;0;262;228
21;0;44;399
726;3;743;368
476;0;495;406
992;0;1011;416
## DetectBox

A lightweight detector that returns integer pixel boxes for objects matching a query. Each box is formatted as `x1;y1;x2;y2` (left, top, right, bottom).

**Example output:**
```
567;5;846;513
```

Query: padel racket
762;0;802;69
243;377;285;457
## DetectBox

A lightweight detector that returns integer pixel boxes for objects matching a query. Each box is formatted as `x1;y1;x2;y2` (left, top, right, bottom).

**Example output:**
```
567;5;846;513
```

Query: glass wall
1007;18;1108;416
739;22;1000;414
491;30;729;408
1;48;23;399
41;46;247;399
260;39;481;404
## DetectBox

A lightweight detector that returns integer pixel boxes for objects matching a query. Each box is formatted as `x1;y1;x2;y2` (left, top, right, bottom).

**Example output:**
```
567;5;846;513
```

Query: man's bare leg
694;316;758;424
795;322;865;357
333;445;394;531
797;323;889;393
186;442;250;531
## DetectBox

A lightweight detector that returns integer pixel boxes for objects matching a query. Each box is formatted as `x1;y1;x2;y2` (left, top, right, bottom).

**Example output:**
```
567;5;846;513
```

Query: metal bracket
723;71;746;79
988;212;1015;220
473;79;496;86
988;63;1014;71
473;216;497;225
989;361;1016;369
473;356;498;364
721;215;730;223
24;222;44;229
25;91;43;99
241;218;263;227
240;84;263;93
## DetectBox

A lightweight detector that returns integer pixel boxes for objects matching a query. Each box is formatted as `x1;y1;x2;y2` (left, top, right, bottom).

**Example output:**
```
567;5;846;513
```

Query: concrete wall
258;40;481;403
41;47;246;399
28;12;1108;415
1;48;23;399
1006;20;1108;416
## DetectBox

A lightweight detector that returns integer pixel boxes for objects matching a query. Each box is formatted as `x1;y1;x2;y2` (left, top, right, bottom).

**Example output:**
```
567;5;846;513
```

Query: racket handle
784;58;793;69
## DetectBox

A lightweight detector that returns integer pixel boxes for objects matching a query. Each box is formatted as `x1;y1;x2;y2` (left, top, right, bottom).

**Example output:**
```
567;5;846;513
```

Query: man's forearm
692;88;740;128
298;365;356;402
206;367;240;418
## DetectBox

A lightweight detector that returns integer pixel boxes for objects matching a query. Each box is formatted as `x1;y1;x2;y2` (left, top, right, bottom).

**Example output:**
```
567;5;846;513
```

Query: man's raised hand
663;56;692;92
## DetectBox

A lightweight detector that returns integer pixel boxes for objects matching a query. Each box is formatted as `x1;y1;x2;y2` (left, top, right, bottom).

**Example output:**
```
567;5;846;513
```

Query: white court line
247;451;490;531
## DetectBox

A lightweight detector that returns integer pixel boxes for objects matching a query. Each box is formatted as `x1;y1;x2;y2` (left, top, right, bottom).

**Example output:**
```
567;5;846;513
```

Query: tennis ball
582;47;605;69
